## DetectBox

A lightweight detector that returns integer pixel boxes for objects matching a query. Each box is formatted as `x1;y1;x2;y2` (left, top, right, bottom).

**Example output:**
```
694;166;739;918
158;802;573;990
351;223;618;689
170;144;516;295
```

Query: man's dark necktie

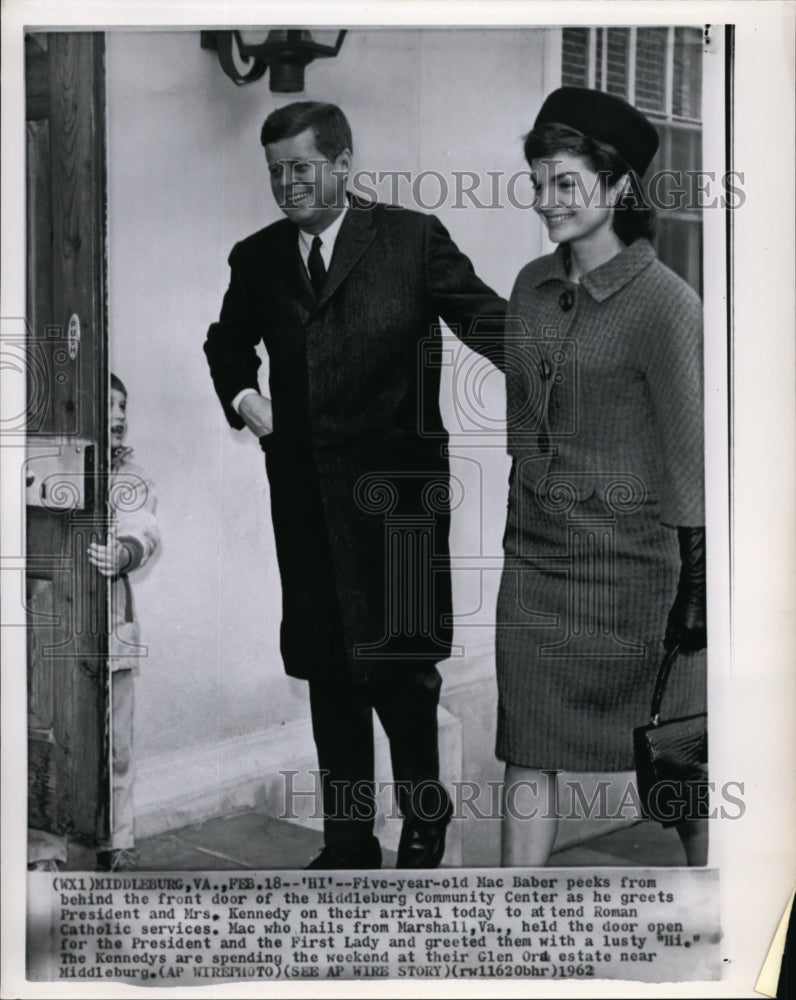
308;235;326;296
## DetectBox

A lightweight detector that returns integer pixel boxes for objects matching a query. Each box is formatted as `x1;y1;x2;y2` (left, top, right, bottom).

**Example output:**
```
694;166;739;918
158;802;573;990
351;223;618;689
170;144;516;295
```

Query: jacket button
559;290;574;311
538;360;552;381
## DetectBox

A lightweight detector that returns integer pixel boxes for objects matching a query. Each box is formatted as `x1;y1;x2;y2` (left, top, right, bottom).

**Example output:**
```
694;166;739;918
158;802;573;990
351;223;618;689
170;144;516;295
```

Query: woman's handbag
633;644;708;827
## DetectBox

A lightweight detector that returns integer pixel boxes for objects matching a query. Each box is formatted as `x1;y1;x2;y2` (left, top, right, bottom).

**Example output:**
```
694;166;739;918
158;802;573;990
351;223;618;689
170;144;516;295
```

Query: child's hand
87;538;131;577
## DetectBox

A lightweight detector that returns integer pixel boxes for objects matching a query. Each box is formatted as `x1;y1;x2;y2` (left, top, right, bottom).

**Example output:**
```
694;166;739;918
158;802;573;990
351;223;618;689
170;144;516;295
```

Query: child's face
110;388;127;448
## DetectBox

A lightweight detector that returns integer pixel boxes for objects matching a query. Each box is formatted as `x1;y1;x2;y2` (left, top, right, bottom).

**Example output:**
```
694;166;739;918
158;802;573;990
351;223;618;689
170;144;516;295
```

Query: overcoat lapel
316;201;377;309
271;221;315;316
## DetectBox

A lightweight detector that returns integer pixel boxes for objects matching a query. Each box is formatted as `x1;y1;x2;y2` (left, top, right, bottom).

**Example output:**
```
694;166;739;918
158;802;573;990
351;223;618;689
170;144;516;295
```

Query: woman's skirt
495;472;707;772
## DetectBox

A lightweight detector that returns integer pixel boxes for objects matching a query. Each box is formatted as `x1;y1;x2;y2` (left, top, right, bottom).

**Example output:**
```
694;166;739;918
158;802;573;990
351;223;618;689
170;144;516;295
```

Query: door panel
25;31;110;843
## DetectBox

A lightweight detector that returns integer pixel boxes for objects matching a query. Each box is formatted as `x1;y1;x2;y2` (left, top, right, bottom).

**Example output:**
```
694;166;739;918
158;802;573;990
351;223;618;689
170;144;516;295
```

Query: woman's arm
645;275;706;652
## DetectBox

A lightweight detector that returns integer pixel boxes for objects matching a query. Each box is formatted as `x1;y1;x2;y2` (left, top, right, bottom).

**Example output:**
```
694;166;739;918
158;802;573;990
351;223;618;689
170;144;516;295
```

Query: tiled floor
65;809;688;871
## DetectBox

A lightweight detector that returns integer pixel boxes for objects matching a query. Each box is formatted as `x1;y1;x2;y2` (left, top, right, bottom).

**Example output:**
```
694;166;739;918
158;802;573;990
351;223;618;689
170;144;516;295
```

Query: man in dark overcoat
204;102;506;869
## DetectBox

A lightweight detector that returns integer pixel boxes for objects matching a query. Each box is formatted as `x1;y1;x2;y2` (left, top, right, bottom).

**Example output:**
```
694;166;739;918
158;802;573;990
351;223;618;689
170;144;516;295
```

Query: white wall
105;28;551;764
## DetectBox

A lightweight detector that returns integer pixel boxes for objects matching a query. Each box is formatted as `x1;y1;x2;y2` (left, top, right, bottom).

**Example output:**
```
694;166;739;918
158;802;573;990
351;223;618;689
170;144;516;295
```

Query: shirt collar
297;203;348;257
534;238;656;302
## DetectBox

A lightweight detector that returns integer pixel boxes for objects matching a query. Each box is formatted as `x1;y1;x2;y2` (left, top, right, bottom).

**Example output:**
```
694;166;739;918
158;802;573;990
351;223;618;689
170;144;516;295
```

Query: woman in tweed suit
497;88;707;866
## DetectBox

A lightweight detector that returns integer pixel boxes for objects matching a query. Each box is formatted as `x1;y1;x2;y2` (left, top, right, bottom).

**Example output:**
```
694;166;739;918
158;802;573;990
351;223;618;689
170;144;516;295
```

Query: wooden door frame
25;30;111;844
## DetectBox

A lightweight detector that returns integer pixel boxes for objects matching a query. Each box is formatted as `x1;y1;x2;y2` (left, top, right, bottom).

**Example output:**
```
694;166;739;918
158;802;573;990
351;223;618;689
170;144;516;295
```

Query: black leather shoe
97;849;138;872
305;836;382;870
397;801;453;869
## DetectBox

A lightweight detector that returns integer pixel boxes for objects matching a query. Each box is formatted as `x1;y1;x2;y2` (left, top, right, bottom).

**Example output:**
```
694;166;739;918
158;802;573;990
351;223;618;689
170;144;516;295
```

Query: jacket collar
534;238;656;302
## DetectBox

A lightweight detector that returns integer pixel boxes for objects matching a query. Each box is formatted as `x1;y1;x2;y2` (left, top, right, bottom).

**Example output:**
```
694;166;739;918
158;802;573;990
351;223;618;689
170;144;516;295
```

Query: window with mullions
562;26;703;295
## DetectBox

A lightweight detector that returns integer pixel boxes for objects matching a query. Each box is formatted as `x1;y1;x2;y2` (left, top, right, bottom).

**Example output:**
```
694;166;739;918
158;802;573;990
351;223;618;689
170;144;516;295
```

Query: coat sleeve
203;244;264;430
423;214;508;371
644;279;705;527
114;465;160;573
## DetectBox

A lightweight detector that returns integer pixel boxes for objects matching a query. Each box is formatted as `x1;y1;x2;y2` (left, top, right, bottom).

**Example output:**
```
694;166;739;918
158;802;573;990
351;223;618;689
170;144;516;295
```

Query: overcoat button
559;290;574;311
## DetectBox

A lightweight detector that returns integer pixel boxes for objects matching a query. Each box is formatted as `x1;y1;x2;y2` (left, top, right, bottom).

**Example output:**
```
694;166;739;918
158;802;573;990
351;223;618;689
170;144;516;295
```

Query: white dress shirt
233;205;349;415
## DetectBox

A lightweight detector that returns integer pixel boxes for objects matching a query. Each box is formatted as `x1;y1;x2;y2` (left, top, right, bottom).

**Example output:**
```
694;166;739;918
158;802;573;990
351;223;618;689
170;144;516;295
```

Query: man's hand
88;538;131;578
238;393;274;438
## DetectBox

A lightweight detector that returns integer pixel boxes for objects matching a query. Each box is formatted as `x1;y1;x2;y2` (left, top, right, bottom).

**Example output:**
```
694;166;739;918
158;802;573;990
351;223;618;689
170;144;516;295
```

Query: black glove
664;526;707;653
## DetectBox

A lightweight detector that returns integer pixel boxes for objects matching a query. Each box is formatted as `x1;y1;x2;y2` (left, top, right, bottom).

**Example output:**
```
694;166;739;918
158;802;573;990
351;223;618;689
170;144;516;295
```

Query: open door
25;32;110;845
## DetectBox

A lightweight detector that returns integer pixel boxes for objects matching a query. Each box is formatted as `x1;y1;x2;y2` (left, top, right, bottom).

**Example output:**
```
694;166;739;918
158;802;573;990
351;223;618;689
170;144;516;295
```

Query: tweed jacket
204;199;507;678
505;239;704;527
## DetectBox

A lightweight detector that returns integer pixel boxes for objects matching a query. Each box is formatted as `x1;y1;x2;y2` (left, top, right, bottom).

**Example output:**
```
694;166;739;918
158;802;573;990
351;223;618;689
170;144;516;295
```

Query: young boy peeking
28;374;160;871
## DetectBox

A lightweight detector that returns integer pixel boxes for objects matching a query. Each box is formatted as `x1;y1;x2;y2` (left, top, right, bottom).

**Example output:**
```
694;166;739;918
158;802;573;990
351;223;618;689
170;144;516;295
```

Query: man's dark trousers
308;629;447;846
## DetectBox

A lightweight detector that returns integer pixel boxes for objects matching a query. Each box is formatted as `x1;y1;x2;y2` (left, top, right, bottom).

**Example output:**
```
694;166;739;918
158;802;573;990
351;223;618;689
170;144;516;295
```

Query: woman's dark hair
110;373;127;397
260;102;353;161
523;122;655;245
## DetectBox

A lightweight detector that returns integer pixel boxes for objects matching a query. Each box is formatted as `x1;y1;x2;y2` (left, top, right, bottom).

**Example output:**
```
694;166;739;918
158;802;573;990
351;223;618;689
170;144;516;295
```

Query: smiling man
204;102;506;870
